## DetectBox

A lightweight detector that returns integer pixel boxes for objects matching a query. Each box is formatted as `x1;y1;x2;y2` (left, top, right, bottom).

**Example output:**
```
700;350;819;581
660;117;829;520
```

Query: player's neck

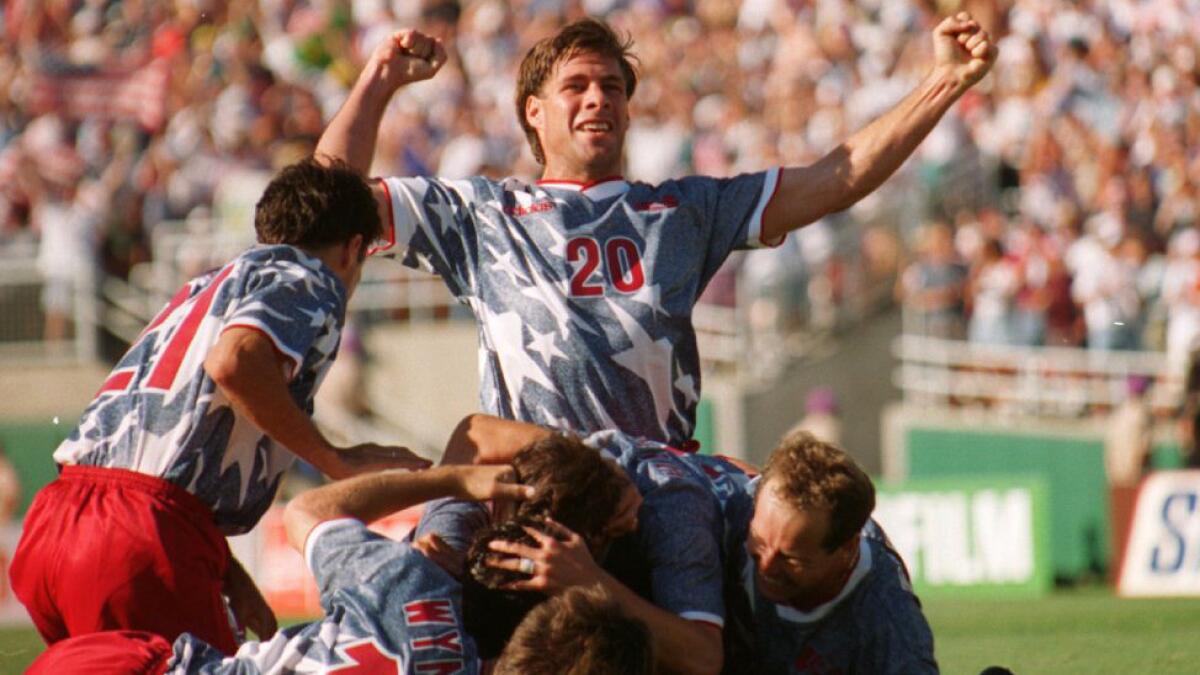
539;158;623;186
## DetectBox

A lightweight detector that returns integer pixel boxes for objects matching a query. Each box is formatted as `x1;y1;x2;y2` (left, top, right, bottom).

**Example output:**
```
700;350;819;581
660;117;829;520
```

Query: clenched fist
932;12;998;94
367;29;449;91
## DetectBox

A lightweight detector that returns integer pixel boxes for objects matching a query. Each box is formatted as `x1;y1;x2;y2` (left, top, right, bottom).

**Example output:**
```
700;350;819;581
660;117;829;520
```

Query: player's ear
343;234;365;266
525;95;544;132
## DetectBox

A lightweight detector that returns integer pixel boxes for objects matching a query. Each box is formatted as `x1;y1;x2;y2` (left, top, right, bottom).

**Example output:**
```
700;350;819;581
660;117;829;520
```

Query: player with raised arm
315;13;996;447
26;464;654;675
11;159;430;654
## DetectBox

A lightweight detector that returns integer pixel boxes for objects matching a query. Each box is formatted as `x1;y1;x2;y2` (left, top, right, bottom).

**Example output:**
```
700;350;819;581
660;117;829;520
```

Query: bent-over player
12;159;429;653
316;13;996;446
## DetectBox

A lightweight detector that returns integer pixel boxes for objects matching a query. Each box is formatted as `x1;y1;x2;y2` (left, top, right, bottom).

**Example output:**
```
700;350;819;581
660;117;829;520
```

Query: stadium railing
0;257;98;365
892;333;1183;417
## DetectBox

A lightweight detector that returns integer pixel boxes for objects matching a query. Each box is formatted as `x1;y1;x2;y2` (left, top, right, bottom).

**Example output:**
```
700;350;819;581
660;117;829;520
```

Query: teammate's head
492;584;655;675
748;431;875;608
506;432;630;546
461;434;631;657
516;18;637;177
254;158;381;293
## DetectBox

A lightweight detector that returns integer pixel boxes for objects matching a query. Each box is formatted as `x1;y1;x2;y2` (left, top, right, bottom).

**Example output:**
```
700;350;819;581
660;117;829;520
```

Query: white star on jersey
608;299;676;438
527;327;566;368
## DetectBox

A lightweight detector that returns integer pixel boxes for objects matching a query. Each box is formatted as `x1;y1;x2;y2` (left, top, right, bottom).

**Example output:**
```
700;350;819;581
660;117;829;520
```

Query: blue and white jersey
168;519;479;674
726;480;937;674
585;430;730;628
53;245;346;534
378;171;781;444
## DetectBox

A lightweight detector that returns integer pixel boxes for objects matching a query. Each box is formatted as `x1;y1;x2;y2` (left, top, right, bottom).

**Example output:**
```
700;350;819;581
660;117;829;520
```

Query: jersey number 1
567;236;645;297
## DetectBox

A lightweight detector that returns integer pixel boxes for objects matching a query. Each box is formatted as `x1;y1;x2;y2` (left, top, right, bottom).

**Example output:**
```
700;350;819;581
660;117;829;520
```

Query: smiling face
524;50;630;181
747;479;859;609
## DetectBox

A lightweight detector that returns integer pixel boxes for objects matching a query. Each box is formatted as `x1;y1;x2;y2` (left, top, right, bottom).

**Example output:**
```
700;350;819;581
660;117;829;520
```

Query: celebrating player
25;464;656;675
11;158;430;653
315;13;997;446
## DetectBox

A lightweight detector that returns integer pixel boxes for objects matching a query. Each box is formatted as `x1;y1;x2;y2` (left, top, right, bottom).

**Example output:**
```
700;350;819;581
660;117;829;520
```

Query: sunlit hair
760;431;875;551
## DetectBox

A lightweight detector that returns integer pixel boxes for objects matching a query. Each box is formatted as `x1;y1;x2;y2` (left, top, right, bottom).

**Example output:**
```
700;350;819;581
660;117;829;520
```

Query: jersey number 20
567;236;645;297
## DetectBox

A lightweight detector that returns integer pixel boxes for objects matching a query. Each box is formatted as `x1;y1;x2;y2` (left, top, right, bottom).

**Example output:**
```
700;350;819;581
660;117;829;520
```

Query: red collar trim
536;175;626;191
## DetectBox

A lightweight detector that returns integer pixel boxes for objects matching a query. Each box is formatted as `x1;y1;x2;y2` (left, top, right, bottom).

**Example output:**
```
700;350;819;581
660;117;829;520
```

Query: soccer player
723;431;936;673
11;159;430;654
315;13;997;445
419;414;728;675
25;464;656;675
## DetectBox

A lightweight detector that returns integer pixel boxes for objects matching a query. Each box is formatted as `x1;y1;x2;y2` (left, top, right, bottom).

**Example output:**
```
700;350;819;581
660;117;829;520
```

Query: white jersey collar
536;176;630;201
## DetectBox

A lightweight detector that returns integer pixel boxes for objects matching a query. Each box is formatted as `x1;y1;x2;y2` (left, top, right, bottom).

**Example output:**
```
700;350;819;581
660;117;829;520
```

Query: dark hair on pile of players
492;584;655;675
461;433;629;658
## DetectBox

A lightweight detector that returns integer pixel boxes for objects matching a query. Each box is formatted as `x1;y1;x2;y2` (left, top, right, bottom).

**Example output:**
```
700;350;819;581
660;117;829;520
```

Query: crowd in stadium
0;0;1198;353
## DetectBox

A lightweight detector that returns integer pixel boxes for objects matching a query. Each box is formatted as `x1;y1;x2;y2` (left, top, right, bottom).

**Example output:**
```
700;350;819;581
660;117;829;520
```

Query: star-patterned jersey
727;479;937;675
52;245;347;534
167;518;479;674
377;170;781;444
586;430;755;628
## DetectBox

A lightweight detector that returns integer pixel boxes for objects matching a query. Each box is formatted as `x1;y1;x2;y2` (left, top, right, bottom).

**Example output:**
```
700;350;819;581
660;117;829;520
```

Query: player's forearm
316;59;396;174
283;466;466;552
593;571;723;675
765;67;964;239
830;66;964;211
441;414;552;465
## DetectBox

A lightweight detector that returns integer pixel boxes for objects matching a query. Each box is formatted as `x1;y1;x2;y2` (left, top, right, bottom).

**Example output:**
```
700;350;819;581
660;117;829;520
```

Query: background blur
1;0;1199;671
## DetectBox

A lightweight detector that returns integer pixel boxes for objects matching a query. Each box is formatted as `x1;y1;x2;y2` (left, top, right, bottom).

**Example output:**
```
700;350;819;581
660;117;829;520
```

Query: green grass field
0;587;1196;673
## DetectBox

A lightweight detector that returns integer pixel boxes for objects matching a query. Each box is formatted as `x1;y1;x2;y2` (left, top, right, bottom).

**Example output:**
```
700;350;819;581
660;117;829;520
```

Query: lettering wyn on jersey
379;170;779;444
53;246;347;534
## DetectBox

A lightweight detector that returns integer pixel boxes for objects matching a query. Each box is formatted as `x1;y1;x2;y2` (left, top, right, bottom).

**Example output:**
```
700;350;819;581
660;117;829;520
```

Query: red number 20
567;237;645;297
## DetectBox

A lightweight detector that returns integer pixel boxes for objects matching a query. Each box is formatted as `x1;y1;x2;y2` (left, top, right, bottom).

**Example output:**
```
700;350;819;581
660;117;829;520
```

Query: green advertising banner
874;476;1052;598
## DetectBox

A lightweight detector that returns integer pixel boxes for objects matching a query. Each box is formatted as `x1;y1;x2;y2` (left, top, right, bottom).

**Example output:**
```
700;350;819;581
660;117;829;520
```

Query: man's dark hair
760;431;875;552
254;158;381;258
508;432;627;540
461;433;629;657
515;18;638;165
493;585;655;675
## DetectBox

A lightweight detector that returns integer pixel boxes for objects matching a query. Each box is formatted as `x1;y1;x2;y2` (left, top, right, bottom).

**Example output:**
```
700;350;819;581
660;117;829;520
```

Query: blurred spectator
1104;375;1154;581
897;221;967;339
787;386;842;446
966;238;1019;346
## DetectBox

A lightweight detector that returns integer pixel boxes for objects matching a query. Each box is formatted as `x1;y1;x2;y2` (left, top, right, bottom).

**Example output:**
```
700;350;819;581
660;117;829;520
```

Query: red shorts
11;465;238;654
27;630;173;675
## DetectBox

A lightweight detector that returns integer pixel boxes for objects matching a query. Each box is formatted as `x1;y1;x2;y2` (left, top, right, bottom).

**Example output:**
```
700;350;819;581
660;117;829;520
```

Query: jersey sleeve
682;168;782;286
640;475;727;626
411;497;491;557
376;176;484;298
222;254;344;381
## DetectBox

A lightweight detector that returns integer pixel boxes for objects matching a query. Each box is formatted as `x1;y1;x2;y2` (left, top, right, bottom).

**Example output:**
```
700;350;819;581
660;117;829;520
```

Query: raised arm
761;13;997;241
315;29;447;174
284;464;535;554
204;327;432;480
